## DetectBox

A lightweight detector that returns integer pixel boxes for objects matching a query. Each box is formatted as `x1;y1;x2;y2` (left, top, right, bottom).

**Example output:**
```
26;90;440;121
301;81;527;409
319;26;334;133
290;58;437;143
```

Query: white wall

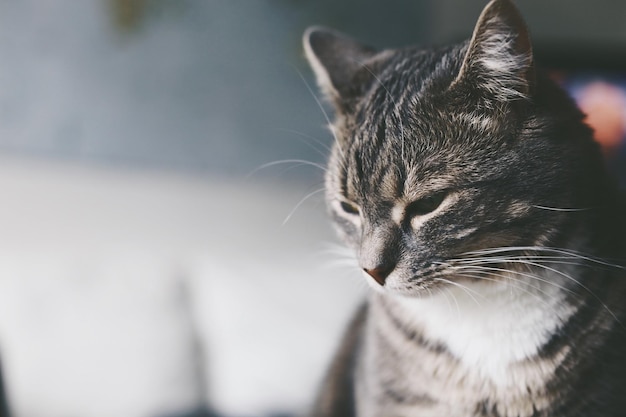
0;157;365;417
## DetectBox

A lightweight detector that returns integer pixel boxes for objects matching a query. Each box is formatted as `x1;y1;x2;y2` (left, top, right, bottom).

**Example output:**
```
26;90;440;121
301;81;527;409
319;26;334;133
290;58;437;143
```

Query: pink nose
363;265;393;286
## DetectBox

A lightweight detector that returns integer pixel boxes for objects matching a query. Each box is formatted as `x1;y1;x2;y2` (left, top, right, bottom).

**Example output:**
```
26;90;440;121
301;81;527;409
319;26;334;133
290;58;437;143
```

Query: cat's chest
395;287;572;382
358;286;574;417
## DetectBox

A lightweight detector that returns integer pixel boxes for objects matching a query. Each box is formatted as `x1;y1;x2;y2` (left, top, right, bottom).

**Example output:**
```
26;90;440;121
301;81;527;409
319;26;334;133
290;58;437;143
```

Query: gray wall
433;0;626;44
0;0;624;178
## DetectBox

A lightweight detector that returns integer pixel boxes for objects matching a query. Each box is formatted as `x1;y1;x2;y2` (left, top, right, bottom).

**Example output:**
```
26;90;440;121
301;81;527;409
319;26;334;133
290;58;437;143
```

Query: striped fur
304;0;626;416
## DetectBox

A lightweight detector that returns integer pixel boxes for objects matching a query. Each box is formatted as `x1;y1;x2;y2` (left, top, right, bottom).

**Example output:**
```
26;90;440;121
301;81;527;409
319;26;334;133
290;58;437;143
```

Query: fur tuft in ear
454;0;535;101
303;27;377;106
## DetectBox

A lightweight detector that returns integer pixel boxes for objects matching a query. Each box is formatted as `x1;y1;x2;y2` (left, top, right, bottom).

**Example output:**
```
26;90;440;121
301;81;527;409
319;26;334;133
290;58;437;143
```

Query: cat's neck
373;277;576;387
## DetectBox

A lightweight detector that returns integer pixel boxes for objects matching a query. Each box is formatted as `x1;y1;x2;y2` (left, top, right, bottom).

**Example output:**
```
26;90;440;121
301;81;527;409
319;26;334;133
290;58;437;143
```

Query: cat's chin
363;272;444;299
375;286;441;300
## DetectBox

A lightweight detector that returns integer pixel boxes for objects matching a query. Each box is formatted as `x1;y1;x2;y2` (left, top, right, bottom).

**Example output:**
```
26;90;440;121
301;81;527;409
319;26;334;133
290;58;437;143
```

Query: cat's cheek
446;226;479;242
330;216;362;248
333;225;356;248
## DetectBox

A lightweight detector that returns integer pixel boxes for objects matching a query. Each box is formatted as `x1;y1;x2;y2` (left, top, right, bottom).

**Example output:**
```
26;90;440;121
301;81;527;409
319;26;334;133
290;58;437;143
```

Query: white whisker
438;285;454;315
294;68;346;159
435;277;484;307
253;159;327;173
444;286;461;319
461;246;625;270
453;262;577;295
532;205;593;212
452;271;552;308
506;259;622;325
273;127;332;158
282;187;325;226
448;251;623;328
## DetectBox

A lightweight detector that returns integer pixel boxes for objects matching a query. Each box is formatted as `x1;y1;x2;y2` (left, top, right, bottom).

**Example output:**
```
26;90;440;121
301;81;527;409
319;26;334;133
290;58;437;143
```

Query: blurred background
0;1;624;417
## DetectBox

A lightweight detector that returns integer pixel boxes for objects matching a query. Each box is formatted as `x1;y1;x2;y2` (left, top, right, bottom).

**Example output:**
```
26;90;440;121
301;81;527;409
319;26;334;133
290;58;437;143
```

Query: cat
302;0;626;416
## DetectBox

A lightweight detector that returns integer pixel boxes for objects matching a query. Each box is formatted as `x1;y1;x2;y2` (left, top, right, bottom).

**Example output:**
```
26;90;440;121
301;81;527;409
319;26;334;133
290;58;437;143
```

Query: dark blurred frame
536;43;626;187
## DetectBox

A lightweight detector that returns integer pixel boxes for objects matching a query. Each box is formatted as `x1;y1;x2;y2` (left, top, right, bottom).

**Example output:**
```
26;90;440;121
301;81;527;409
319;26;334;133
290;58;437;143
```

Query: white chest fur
389;280;575;388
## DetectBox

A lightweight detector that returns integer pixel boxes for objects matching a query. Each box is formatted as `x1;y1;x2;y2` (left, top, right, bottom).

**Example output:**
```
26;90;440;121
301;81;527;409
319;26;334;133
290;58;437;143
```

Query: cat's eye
340;201;360;215
407;191;448;217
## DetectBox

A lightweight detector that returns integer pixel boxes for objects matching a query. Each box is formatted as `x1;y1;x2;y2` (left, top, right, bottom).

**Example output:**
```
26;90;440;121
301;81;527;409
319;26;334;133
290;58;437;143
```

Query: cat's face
325;101;533;295
305;0;604;297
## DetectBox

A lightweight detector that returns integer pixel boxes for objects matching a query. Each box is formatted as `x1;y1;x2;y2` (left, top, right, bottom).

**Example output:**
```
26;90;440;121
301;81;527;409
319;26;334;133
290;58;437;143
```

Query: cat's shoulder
311;303;368;417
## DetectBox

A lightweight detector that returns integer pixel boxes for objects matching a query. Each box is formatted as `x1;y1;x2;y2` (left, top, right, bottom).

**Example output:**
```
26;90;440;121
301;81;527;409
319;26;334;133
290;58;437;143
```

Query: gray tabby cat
303;0;626;416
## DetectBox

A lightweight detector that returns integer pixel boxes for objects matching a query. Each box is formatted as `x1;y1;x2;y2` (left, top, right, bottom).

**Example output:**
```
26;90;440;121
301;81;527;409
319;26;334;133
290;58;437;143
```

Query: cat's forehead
340;102;506;203
341;121;463;202
335;47;515;202
351;50;500;140
348;92;498;159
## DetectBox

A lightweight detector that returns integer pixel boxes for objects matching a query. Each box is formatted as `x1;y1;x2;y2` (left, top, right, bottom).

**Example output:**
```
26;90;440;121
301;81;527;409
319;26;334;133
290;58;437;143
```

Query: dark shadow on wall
0;358;10;417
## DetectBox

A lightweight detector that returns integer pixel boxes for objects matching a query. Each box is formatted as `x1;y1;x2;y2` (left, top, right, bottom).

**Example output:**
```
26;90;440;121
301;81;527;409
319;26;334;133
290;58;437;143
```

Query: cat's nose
363;264;394;286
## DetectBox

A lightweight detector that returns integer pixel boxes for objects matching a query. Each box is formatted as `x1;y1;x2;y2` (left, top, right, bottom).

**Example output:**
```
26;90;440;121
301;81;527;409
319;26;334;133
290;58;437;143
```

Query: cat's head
304;0;609;297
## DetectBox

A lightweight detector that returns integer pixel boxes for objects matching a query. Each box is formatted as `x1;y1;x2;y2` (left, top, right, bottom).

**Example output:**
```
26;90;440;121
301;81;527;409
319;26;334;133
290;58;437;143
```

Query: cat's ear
303;27;377;106
454;0;534;101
